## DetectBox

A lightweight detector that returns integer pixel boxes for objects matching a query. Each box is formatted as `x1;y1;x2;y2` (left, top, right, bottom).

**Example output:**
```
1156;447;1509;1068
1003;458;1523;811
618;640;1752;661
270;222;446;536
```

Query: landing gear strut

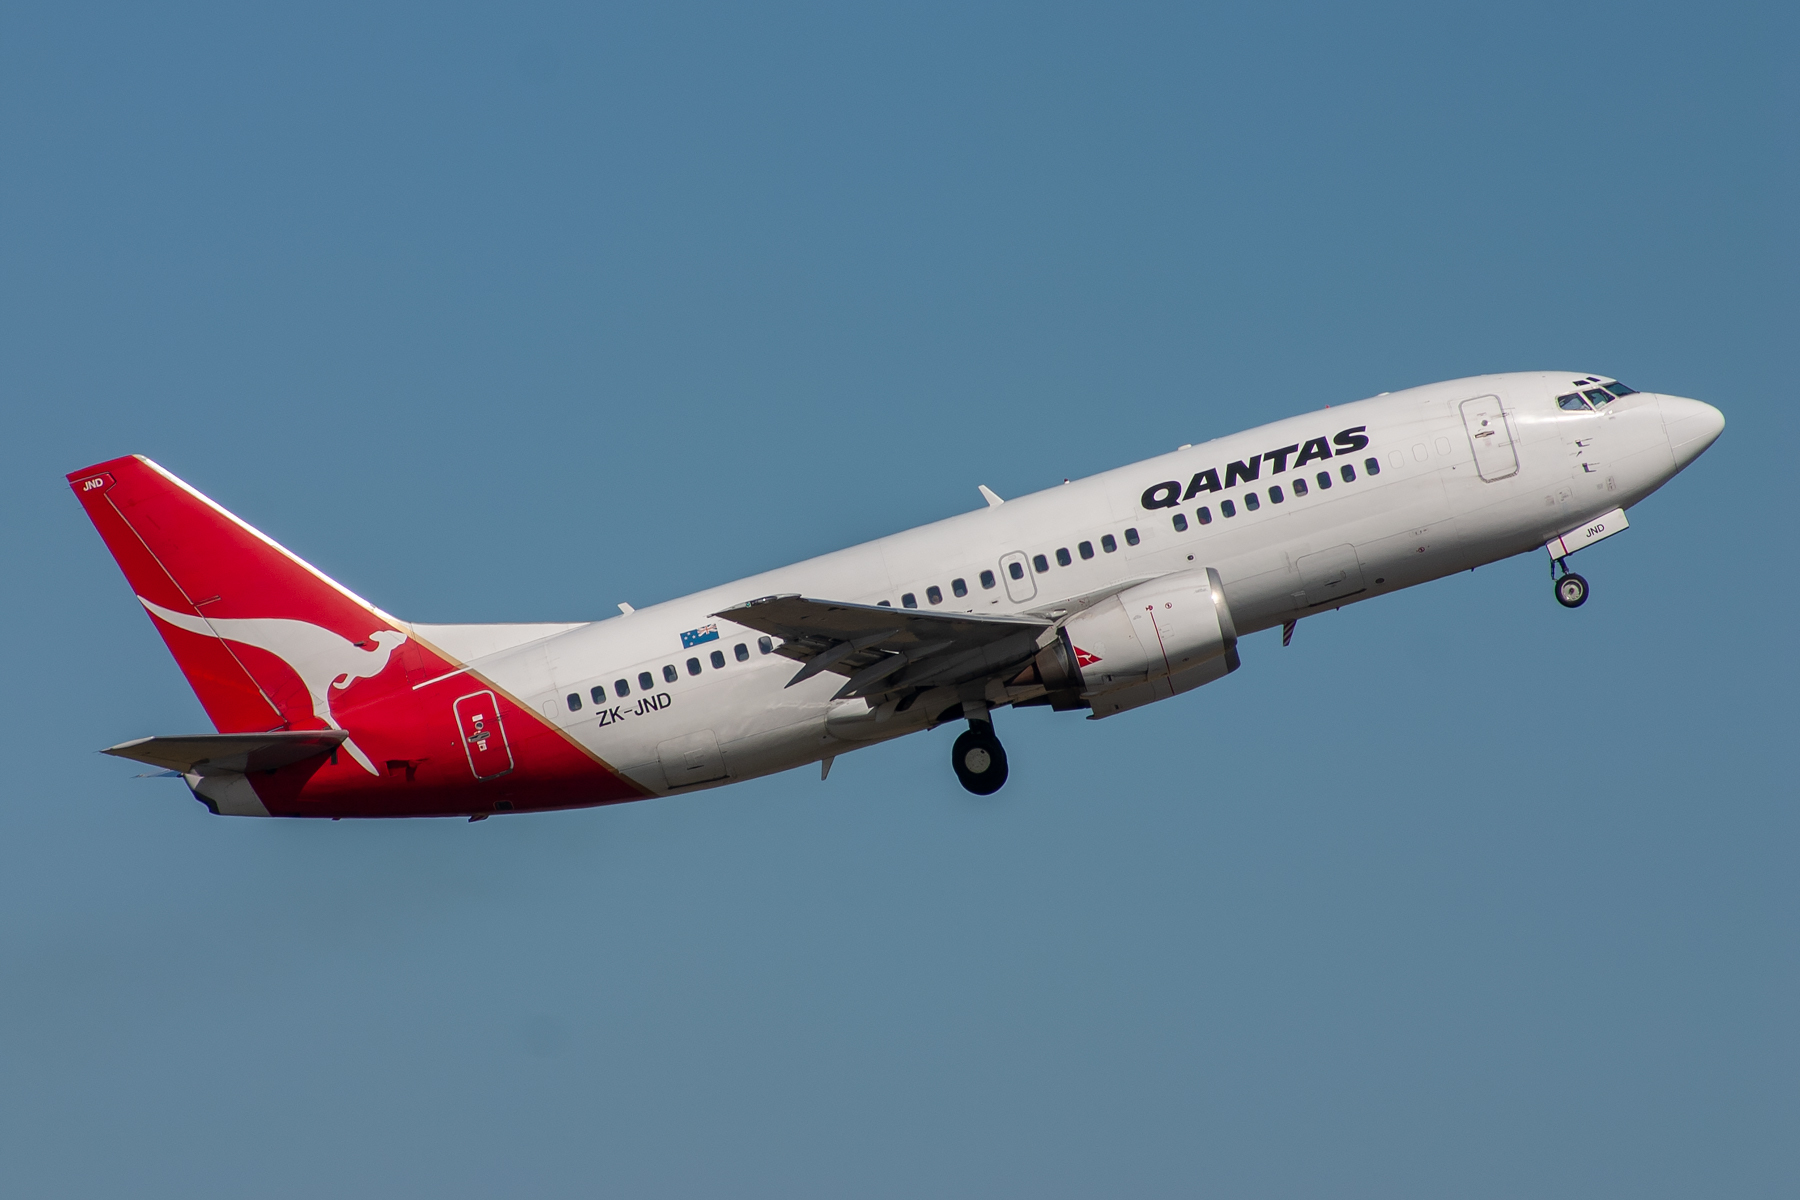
1551;556;1589;609
951;717;1008;795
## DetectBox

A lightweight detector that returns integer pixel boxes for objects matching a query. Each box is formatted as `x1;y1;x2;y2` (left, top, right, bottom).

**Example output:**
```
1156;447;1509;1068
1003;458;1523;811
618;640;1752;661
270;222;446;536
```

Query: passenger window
926;585;942;605
1340;463;1356;482
1196;506;1212;524
1101;534;1117;553
902;592;918;608
1221;499;1237;517
663;664;678;683
1007;562;1024;581
734;643;749;661
1032;554;1049;573
1055;547;1072;566
614;678;630;698
878;600;892;607
590;686;606;705
1317;471;1333;489
952;578;968;597
710;649;726;669
1078;541;1094;560
687;657;701;676
1244;492;1260;511
757;636;773;654
1270;485;1284;503
981;569;998;589
1294;477;1308;496
639;671;655;690
1365;457;1380;476
566;693;582;712
1172;513;1188;532
1124;528;1140;546
1557;393;1589;411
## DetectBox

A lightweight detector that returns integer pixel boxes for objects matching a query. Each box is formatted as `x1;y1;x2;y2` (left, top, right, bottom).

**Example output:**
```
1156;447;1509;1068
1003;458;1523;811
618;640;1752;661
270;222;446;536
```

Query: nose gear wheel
1555;572;1589;608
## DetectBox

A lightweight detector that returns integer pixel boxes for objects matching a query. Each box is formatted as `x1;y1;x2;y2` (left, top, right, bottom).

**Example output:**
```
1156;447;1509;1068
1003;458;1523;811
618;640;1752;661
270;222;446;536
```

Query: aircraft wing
102;730;349;775
714;594;1052;700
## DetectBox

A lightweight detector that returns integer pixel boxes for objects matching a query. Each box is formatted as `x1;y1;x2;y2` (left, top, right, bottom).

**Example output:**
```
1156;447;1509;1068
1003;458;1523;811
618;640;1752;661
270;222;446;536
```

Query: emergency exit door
1460;395;1520;481
998;551;1036;603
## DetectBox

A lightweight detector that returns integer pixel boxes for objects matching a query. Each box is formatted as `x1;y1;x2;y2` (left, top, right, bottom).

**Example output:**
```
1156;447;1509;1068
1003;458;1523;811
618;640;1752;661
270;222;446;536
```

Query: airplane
70;372;1724;818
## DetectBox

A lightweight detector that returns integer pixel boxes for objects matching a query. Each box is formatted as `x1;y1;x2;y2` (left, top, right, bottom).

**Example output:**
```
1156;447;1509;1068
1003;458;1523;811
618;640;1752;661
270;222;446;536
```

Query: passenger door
1460;395;1520;481
453;690;515;780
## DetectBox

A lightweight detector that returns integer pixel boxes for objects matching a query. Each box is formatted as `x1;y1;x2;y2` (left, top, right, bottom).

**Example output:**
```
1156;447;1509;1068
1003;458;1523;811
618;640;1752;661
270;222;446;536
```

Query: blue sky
2;3;1794;1196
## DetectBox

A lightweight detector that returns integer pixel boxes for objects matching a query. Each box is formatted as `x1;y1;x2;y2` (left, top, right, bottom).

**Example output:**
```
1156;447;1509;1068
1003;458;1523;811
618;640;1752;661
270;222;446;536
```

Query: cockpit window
1583;389;1615;408
1557;393;1591;411
1602;381;1637;398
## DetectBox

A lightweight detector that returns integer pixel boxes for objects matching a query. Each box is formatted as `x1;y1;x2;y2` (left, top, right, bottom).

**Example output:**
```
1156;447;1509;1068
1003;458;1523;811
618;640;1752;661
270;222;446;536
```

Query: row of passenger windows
1025;529;1144;577
880;453;1380;610
1168;458;1380;530
867;455;1387;615
881;528;1147;609
565;635;775;711
1021;457;1382;573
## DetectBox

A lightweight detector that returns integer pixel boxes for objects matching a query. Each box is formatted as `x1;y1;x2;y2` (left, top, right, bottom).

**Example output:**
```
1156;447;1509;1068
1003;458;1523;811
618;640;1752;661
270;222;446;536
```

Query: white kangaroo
141;597;408;775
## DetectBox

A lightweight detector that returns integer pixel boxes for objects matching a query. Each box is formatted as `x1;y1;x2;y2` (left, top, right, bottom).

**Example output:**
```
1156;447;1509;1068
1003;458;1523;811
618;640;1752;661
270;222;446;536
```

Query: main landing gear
1551;556;1589;609
951;708;1009;795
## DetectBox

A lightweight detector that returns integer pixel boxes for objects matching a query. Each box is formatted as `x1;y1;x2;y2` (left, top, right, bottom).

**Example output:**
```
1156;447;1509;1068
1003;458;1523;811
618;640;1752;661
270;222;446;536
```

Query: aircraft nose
1660;394;1725;470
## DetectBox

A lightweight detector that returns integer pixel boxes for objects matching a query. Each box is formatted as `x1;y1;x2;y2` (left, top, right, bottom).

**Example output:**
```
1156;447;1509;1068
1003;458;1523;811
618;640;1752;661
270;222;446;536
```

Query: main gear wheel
951;725;1009;795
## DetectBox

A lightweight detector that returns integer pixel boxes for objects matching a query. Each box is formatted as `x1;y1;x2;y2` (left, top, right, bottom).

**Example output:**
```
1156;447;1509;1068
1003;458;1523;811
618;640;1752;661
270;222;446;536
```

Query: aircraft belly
1353;517;1468;591
1214;476;1458;629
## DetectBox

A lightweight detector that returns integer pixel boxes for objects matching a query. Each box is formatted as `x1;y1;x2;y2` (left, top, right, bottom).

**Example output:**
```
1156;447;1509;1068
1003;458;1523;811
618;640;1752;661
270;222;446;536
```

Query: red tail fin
67;456;409;741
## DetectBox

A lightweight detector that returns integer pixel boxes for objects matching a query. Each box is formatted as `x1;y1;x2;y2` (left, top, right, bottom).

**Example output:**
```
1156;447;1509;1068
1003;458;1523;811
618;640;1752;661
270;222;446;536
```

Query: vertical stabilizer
67;457;410;767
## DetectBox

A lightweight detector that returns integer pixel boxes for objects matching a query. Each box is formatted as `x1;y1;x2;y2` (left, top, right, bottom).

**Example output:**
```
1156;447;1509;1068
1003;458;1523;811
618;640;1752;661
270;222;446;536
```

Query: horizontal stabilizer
101;731;348;775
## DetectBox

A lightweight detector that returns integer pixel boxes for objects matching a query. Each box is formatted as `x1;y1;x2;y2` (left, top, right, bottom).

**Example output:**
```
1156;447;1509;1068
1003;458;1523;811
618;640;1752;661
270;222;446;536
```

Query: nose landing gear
1551;556;1589;608
951;709;1009;795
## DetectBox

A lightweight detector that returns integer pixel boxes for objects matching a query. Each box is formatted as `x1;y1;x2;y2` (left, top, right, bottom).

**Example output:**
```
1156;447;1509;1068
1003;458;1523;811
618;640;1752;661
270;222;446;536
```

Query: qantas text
1140;426;1370;510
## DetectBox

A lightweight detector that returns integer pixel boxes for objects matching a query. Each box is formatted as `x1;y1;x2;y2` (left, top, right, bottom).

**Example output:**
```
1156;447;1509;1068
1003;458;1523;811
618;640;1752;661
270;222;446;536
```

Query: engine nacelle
1053;567;1240;718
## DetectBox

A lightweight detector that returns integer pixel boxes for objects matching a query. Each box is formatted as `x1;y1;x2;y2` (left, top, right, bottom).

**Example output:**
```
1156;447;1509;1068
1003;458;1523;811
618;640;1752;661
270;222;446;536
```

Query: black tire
1555;572;1589;608
951;726;1009;795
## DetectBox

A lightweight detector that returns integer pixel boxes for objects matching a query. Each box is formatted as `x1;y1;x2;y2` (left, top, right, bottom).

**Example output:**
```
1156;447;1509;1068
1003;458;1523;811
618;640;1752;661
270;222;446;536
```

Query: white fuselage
425;372;1716;796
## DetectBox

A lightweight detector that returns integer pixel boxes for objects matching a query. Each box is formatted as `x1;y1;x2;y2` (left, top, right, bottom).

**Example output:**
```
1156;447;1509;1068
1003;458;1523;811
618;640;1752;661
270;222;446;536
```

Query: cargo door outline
454;690;515;780
658;729;728;788
1460;395;1520;482
1296;543;1366;608
998;551;1037;603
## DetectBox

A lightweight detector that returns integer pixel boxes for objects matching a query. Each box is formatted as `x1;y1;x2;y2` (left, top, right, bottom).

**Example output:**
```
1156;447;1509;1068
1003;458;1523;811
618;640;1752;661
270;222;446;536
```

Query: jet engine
1026;568;1240;718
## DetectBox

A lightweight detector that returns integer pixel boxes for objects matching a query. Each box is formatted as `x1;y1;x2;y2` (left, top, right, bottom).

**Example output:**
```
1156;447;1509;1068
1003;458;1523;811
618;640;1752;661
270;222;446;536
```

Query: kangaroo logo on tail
141;598;407;775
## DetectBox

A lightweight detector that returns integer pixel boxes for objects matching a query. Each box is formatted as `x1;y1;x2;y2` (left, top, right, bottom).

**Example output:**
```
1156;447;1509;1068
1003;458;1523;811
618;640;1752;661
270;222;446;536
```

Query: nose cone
1660;395;1725;470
